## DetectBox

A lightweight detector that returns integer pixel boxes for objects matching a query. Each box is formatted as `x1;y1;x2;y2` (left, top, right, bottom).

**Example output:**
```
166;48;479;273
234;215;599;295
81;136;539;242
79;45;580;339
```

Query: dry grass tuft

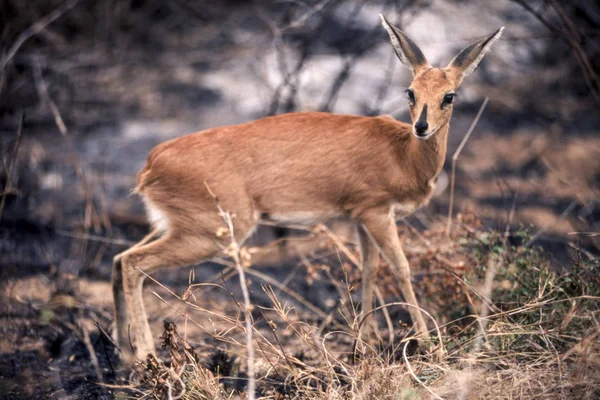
127;214;599;399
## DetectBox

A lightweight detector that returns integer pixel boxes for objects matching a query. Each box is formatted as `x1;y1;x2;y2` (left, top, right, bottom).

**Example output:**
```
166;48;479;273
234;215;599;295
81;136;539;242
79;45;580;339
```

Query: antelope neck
410;122;449;182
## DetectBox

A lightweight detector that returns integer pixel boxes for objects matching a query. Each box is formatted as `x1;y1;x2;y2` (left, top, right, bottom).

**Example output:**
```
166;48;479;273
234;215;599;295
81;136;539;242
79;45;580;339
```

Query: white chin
412;130;434;140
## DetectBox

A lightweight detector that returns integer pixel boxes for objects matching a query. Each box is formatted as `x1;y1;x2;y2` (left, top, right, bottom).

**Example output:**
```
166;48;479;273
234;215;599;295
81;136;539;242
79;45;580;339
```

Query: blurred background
1;0;599;398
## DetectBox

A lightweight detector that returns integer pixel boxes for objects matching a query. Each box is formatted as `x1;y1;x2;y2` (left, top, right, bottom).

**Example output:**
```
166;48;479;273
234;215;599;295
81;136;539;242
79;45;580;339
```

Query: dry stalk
32;55;101;280
245;268;342;330
458;257;501;399
94;320;123;356
138;270;241;332
78;316;104;384
447;97;489;236
525;200;577;248
0;112;24;222
317;224;395;343
204;182;256;399
0;0;80;73
549;0;600;109
359;301;445;360
473;257;499;347
402;340;444;400
54;229;137;247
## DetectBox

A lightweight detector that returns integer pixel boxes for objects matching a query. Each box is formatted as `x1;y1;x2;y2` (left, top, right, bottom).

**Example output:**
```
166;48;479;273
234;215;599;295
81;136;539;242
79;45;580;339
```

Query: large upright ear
380;14;429;75
447;27;504;80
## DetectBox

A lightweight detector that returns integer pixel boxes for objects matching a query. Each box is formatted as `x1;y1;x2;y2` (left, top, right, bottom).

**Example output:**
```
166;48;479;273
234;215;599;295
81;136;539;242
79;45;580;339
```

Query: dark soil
1;0;598;398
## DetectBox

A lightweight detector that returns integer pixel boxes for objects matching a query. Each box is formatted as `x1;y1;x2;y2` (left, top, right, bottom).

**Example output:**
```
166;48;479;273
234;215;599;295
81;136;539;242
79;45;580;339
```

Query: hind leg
112;228;161;354
120;234;221;359
121;213;257;360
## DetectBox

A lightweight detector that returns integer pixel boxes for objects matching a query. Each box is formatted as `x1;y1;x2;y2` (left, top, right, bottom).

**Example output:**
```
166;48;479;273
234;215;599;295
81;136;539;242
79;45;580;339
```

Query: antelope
112;14;503;360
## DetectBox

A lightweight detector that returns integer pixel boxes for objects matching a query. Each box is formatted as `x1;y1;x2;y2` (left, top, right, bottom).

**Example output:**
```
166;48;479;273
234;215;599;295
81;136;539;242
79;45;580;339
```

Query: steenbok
112;14;503;360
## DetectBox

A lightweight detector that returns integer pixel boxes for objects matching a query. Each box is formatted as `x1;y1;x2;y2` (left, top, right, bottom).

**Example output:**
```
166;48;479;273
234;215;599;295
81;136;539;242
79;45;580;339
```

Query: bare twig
279;0;333;31
359;301;445;359
55;229;136;246
525;201;577;248
32;56;67;136
447;97;489;236
316;224;395;342
511;0;600;109
549;0;600;109
567;232;599;237
504;192;519;241
94;320;124;356
470;257;500;356
244;268;339;328
319;0;388;112
0;112;24;223
403;340;444;400
0;0;80;73
266;0;340;115
33;54;98;261
369;50;397;115
78;316;104;383
205;182;256;399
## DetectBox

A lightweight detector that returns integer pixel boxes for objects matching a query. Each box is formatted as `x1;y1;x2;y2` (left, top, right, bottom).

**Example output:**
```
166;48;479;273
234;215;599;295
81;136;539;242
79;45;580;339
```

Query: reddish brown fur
111;19;503;360
137;112;446;227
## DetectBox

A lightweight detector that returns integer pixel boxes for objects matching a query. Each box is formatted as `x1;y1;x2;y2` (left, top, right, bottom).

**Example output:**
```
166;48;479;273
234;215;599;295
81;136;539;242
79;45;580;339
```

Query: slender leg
112;228;161;354
120;233;224;360
358;224;379;339
360;209;429;339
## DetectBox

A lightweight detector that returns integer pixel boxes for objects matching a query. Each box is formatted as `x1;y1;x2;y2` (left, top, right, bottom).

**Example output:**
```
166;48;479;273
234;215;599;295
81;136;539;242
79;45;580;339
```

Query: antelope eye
441;93;456;109
405;89;415;104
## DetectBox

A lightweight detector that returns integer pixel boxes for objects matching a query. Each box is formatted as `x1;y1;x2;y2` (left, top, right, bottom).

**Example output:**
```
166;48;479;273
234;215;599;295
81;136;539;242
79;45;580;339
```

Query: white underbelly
259;211;337;226
393;201;419;216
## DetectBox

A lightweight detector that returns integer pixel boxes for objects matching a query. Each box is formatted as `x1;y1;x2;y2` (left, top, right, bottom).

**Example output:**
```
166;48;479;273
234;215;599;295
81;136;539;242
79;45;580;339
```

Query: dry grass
122;214;600;400
2;2;599;399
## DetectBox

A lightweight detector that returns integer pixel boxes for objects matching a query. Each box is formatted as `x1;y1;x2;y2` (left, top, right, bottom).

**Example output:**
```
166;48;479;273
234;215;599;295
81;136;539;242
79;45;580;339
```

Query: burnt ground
1;0;599;398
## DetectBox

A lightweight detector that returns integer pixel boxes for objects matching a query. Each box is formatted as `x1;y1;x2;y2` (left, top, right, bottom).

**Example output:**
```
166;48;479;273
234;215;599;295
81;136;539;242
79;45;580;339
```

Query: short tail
134;164;152;194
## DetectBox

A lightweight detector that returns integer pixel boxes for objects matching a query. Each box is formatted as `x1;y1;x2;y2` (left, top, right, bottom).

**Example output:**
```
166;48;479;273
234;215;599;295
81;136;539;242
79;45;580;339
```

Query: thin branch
0;113;24;223
358;301;445;360
511;0;600;109
525;200;577;248
403;339;444;400
447;97;489;236
548;0;600;109
55;229;136;246
205;182;256;400
319;0;389;112
32;56;67;136
316;224;395;342
33;55;97;237
0;0;80;72
94;320;124;356
78;312;104;384
266;0;340;115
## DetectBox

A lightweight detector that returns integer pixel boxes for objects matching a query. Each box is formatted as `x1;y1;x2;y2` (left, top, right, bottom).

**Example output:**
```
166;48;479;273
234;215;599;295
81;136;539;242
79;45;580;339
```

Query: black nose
415;120;429;135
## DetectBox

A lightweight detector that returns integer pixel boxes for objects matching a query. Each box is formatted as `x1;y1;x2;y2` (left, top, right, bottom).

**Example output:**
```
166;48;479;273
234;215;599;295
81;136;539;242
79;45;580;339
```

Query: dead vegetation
1;1;599;399
116;214;599;400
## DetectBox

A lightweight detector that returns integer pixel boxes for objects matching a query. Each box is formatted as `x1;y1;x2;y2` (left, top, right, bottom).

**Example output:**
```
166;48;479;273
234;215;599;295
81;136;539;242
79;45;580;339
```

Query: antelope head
381;15;503;140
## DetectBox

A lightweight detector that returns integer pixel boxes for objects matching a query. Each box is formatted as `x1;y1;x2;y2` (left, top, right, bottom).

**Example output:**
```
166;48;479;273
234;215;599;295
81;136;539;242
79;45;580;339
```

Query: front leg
358;224;379;340
360;208;429;339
